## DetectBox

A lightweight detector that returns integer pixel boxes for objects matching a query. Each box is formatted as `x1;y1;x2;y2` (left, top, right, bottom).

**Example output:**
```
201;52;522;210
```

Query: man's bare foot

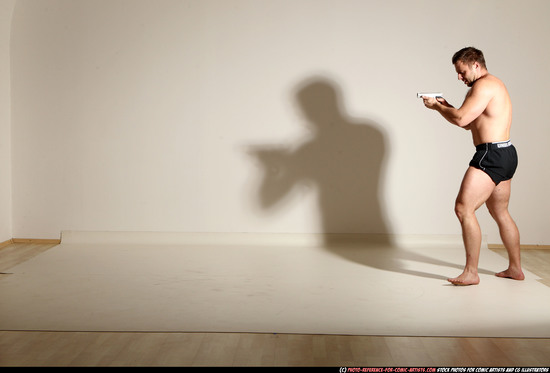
447;271;480;286
495;267;525;281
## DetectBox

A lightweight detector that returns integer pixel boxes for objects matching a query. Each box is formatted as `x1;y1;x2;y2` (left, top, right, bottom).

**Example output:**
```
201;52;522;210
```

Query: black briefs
469;140;518;185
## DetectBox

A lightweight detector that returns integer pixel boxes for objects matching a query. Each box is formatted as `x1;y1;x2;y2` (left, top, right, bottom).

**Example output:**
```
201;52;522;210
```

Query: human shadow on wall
248;77;472;281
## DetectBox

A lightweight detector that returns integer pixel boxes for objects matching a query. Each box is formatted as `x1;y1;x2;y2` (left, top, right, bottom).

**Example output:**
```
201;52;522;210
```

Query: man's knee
454;201;469;223
486;203;510;224
486;204;498;219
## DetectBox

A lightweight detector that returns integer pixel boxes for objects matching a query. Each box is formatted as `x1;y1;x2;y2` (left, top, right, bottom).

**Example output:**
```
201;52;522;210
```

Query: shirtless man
423;47;524;285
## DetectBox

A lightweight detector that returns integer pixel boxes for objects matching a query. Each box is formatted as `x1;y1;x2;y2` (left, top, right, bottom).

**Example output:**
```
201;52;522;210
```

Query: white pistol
417;92;443;98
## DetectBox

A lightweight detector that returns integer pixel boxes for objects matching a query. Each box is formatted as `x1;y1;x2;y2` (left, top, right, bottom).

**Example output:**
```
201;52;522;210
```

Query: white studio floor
1;231;549;338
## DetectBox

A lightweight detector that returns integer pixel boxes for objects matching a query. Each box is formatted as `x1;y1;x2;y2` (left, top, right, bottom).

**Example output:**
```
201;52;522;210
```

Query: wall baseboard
2;237;549;249
0;239;14;249
2;238;62;248
488;244;550;250
12;238;61;244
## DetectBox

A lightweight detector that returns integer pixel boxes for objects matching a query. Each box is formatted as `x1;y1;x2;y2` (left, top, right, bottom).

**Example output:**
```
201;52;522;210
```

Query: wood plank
0;242;59;272
0;239;13;249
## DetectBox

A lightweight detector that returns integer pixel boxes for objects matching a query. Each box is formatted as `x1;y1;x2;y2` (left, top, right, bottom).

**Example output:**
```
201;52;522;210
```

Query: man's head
452;47;487;87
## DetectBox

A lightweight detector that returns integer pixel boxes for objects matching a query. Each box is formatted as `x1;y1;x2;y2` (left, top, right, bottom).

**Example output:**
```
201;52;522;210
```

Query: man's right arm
424;80;493;128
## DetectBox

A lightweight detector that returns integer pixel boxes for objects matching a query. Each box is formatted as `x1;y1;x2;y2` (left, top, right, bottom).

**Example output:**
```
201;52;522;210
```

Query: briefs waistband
475;140;512;151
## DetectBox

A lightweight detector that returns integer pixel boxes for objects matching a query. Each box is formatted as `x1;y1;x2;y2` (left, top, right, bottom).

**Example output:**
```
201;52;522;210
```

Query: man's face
455;61;477;87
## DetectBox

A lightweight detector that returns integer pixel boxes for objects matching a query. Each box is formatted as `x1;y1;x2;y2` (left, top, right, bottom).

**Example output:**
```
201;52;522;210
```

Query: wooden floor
1;242;549;367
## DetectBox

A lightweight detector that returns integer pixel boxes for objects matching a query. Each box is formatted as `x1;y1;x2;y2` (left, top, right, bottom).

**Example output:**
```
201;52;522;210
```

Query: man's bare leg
450;167;496;286
486;180;525;280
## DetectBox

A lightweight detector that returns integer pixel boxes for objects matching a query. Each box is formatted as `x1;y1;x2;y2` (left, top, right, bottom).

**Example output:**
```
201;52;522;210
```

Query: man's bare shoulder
476;74;506;90
470;74;507;99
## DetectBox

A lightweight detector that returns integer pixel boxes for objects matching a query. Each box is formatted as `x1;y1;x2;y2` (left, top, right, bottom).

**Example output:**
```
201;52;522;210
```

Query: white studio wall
9;0;550;244
0;0;16;243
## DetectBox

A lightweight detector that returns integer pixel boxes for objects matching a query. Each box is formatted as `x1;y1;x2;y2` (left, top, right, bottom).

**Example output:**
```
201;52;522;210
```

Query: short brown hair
452;47;487;69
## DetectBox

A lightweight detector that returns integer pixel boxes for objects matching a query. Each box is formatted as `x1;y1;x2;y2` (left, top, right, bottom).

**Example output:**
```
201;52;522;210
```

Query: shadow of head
294;78;343;129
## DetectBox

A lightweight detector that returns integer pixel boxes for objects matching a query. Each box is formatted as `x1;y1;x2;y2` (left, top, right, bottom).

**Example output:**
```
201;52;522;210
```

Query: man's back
468;74;512;145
